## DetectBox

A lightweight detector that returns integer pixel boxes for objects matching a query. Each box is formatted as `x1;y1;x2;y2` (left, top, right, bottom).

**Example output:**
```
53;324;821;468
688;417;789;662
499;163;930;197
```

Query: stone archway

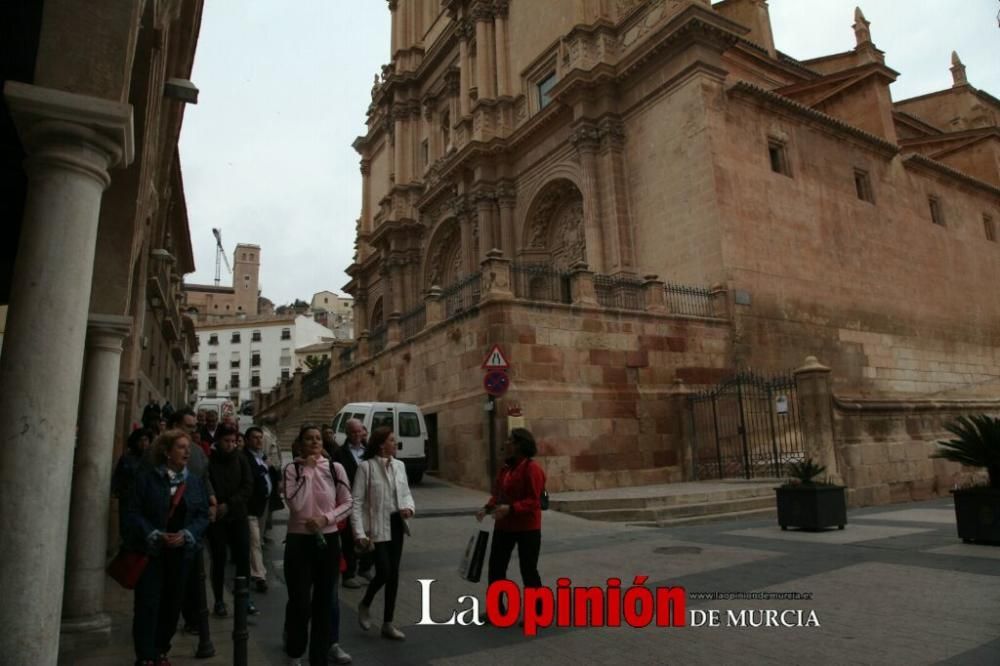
424;217;463;289
521;179;586;271
370;296;384;329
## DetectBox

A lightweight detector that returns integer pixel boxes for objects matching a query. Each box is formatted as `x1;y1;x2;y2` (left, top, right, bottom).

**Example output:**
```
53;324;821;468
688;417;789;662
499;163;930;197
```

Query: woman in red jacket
476;427;546;611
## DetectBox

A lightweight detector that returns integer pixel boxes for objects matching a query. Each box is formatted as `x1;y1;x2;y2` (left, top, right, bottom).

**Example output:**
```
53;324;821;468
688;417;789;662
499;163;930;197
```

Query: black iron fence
400;304;427;340
688;370;805;480
442;272;481;319
369;324;387;355
301;359;330;403
594;274;644;310
339;344;356;368
511;263;571;304
665;283;714;317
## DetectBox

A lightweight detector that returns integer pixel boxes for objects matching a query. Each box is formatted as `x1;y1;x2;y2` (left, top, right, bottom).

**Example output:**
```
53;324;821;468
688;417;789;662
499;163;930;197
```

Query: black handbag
540;489;550;511
459;528;490;582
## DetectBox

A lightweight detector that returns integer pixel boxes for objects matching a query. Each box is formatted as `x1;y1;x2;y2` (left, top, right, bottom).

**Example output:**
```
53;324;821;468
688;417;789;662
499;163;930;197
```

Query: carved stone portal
525;180;586;271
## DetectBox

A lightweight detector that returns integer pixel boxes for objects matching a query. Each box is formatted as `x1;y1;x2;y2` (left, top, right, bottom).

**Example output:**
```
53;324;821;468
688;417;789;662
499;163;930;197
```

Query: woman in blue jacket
125;429;210;666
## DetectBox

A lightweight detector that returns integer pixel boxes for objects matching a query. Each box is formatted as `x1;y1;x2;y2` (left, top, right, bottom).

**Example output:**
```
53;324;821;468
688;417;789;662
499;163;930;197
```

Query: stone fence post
569;262;597;306
794;356;841;484
480;249;513;302
424;286;444;327
387;312;402;345
709;283;729;319
642;274;666;314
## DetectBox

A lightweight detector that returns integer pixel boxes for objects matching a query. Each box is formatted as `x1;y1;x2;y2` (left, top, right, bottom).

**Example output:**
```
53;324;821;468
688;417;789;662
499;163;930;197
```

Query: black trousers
206;518;250;604
339;528;373;578
361;512;405;622
284;533;341;666
487;529;542;612
133;549;191;661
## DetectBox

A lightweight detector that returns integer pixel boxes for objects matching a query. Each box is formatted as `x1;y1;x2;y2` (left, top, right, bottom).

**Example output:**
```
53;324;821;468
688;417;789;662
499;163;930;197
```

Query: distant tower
232;244;260;315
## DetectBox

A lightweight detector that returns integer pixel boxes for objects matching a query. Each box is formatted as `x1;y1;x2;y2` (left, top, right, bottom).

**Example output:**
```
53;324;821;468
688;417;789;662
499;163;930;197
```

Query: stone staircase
548;480;779;527
268;398;341;451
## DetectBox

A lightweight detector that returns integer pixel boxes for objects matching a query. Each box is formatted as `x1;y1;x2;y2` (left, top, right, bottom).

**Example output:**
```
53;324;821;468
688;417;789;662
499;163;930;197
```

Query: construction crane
212;227;232;286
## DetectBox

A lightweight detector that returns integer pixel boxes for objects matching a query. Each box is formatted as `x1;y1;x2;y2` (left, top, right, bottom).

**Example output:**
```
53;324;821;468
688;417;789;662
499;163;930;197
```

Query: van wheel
408;470;423;485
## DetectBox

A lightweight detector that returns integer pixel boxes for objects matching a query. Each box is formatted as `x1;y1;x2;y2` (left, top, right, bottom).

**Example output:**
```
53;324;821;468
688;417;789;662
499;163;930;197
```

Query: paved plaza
65;477;1000;665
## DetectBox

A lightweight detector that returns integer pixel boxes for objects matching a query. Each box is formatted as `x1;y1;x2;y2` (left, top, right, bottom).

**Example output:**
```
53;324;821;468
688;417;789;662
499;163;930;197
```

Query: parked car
332;402;428;484
195;397;254;433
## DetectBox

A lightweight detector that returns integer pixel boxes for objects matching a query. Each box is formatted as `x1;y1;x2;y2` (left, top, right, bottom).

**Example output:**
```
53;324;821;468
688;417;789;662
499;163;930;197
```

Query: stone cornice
901;152;1000;197
833;395;1000;413
727;80;900;157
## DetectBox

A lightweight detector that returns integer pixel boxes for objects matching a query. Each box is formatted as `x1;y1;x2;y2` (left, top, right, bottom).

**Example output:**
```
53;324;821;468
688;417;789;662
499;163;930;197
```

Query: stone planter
775;485;847;531
952;487;1000;545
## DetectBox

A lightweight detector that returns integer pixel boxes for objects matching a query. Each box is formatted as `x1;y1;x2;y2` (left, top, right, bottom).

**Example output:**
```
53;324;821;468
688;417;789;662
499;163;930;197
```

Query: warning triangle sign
481;344;511;370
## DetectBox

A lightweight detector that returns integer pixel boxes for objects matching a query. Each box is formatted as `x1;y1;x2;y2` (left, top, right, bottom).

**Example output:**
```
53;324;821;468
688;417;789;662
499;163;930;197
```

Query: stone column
794;356;842;484
571;124;606;272
497;184;516;256
474;190;496;251
61;315;132;641
458;21;471;116
0;81;133;665
387;312;402;345
569;262;598;306
474;16;491;101
494;1;510;97
597;117;635;274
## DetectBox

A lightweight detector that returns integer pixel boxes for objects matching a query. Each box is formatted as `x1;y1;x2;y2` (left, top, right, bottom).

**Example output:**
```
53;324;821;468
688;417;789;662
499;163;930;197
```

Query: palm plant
785;458;828;486
934;415;1000;489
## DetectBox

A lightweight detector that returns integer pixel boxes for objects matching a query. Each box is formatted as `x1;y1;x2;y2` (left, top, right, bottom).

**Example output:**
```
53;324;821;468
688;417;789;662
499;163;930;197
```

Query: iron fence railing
689;370;805;480
369;324;387;355
665;283;714;317
442;272;481;319
594;274;644;310
400;304;427;340
511;263;571;304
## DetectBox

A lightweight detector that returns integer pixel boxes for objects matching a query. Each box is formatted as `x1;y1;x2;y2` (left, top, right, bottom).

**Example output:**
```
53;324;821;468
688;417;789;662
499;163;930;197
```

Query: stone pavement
62;476;1000;665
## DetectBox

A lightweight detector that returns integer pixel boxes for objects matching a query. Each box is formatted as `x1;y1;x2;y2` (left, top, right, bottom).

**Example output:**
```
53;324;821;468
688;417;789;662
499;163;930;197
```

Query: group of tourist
115;406;546;666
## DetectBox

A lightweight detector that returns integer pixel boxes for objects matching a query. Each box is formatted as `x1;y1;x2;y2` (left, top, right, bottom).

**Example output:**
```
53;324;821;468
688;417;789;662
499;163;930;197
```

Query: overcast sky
178;1;1000;306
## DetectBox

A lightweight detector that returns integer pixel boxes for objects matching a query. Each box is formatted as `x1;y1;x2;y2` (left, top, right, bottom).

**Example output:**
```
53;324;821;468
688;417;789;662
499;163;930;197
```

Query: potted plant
933;414;1000;545
775;458;847;531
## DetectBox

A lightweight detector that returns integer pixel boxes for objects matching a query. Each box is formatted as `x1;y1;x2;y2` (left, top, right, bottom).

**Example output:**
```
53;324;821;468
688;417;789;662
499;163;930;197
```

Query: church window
854;169;874;203
768;139;791;177
538;71;557;109
928;196;945;226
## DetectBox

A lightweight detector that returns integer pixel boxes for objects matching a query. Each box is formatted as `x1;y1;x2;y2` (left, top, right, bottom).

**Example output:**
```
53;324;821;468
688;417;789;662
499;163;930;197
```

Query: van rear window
398;412;420;437
371;411;394;432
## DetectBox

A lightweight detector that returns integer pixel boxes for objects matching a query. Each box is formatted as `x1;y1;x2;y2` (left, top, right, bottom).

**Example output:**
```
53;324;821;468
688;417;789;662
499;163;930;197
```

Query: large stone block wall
708;83;1000;393
326;298;732;491
833;398;1000;507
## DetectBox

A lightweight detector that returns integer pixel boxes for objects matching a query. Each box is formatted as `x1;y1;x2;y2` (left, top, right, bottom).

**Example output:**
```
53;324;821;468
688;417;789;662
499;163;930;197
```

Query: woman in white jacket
351;426;415;640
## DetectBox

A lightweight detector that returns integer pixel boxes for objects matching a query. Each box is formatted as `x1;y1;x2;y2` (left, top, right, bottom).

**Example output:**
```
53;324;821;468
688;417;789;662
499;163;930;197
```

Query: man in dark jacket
207;425;255;616
243;426;273;593
334;418;372;587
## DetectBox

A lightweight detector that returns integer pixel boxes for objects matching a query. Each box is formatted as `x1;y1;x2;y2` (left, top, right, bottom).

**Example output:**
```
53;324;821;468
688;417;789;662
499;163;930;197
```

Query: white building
190;314;334;402
310;290;354;339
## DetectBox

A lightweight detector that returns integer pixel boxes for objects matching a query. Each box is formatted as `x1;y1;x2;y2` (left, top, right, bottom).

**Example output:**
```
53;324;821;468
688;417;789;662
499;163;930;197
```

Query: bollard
195;548;215;658
232;576;249;666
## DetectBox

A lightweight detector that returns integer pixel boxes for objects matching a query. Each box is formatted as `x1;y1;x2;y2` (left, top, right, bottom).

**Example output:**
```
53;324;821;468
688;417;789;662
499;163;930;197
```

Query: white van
332;402;428;484
195;397;254;433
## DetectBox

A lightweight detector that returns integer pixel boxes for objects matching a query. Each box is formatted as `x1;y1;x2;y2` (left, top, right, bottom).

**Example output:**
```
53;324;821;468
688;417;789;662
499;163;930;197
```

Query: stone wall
833;397;1000;506
324;279;731;492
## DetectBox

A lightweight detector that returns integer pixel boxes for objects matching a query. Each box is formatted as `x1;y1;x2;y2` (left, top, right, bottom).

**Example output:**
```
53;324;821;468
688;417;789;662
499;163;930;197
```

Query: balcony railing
442;272;481;319
511;263;571;304
664;283;714;317
594;274;644;310
400;305;426;340
369;324;388;355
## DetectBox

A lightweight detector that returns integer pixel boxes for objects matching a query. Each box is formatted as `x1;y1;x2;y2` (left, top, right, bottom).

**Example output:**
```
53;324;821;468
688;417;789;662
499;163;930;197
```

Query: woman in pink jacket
282;424;353;666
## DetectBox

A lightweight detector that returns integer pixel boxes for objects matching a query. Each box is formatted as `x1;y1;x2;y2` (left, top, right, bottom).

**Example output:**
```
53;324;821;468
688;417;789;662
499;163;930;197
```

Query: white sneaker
328;643;352;664
381;622;406;640
358;602;371;631
287;658;303;666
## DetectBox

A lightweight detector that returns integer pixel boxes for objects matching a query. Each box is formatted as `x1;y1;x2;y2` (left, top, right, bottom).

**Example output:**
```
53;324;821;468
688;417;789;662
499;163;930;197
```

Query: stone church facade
329;1;998;497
